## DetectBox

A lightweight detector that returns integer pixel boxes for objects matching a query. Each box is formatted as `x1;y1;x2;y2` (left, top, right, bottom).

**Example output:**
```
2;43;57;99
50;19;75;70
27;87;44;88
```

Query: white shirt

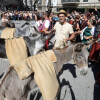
54;22;74;48
44;20;50;29
1;18;8;22
36;20;42;27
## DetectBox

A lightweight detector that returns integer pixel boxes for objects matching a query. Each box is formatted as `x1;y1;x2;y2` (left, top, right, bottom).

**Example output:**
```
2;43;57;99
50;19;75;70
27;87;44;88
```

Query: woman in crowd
35;13;43;32
1;13;9;23
73;15;81;42
76;19;95;43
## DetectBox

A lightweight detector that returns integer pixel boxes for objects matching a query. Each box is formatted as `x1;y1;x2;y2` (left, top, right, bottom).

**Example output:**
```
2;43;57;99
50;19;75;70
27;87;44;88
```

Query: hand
74;31;78;34
50;28;54;32
64;38;69;42
41;30;44;33
94;4;97;11
84;36;89;40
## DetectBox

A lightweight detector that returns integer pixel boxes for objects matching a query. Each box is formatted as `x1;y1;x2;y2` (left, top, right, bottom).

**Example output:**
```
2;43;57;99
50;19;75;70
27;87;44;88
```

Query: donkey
0;21;39;38
0;32;53;58
0;43;89;100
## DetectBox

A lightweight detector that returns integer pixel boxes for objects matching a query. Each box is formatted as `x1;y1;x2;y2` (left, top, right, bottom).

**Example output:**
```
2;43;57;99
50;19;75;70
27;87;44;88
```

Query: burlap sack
1;28;15;39
27;50;59;100
13;59;33;80
13;50;59;100
5;37;28;65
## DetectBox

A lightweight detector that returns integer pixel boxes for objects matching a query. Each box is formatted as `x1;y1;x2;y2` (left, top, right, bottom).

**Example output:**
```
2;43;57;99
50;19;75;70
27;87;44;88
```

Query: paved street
0;21;100;100
58;60;96;100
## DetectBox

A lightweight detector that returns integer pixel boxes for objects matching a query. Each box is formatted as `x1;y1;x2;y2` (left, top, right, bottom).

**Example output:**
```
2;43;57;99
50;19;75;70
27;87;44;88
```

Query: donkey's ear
83;38;98;49
33;26;39;33
84;38;97;46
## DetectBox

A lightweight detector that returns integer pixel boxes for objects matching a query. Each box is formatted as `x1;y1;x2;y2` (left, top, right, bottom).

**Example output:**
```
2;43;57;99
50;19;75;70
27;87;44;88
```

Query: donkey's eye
76;54;78;56
79;56;82;59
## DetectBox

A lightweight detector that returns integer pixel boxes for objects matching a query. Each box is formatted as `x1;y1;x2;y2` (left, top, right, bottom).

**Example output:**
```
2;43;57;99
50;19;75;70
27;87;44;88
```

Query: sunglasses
59;16;65;18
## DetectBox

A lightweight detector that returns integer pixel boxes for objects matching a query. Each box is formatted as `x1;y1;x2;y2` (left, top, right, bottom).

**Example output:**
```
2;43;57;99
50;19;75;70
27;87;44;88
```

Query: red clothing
69;20;74;25
81;20;88;30
89;34;100;62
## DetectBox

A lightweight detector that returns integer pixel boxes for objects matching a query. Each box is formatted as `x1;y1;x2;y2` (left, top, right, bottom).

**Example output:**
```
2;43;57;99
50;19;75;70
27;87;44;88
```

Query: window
83;0;88;2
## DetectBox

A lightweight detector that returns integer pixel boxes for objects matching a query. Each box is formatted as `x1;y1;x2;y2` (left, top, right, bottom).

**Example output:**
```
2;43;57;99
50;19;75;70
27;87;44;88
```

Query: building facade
58;0;100;12
0;0;21;10
23;0;34;10
1;0;100;11
39;0;100;12
62;0;100;9
0;0;34;10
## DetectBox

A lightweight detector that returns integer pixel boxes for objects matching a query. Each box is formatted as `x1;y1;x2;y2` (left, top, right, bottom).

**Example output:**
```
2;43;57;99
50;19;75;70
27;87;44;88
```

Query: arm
75;26;87;35
65;25;75;41
94;6;100;18
34;14;37;21
75;30;82;34
45;28;55;34
66;33;75;41
84;35;93;40
76;23;80;30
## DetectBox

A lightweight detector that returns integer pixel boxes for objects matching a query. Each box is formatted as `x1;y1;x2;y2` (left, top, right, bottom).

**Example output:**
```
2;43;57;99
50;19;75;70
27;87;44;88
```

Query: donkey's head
73;43;89;75
29;21;40;36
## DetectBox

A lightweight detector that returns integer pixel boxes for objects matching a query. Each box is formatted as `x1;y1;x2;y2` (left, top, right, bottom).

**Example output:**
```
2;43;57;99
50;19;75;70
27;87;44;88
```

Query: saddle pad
1;28;15;39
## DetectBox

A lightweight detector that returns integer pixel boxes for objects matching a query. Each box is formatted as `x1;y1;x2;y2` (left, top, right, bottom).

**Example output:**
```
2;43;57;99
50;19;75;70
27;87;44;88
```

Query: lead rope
73;46;76;64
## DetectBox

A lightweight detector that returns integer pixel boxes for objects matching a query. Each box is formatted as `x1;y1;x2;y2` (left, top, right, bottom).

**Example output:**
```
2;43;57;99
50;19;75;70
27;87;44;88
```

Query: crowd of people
0;11;35;22
0;6;100;86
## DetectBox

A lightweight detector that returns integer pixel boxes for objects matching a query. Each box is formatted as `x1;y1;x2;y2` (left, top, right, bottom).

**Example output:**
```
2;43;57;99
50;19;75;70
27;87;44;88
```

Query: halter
72;46;76;64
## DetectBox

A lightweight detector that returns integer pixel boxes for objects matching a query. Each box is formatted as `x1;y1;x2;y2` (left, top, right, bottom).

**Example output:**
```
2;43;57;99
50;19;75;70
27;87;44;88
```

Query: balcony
62;0;80;5
62;0;80;2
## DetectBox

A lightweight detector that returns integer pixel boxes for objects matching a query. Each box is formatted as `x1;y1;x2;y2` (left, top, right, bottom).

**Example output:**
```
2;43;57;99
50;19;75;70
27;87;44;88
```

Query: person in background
76;19;95;43
41;11;51;50
81;12;92;30
89;5;100;87
35;13;43;32
73;15;81;42
1;13;9;23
